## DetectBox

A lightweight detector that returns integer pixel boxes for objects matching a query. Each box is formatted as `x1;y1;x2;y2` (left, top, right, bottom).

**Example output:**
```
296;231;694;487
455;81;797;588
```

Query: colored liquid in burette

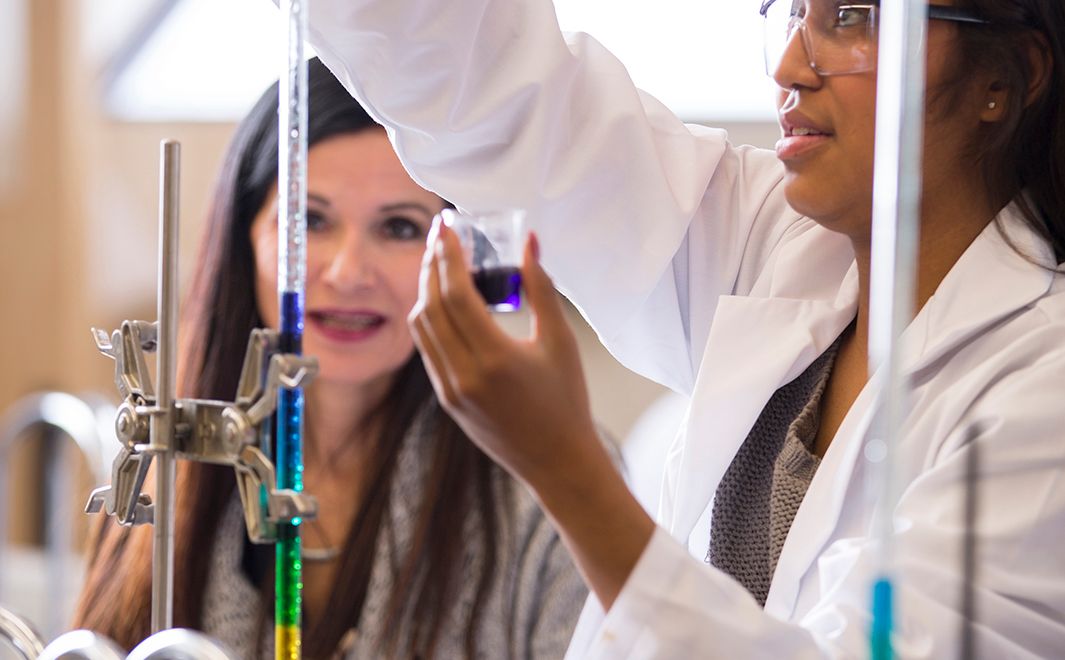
473;266;521;311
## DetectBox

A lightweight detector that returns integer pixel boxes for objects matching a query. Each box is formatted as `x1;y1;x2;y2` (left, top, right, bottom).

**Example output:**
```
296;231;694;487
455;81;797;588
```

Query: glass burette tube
276;1;309;658
867;0;927;657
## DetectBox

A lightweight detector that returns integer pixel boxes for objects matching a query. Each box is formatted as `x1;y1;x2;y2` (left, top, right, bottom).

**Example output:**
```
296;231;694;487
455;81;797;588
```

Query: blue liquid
870;578;894;660
279;290;304;353
276;291;304;633
277;290;304;497
473;266;521;311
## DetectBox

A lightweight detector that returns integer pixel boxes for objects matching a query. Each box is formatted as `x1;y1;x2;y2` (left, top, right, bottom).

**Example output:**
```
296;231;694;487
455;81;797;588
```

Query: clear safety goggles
760;0;989;77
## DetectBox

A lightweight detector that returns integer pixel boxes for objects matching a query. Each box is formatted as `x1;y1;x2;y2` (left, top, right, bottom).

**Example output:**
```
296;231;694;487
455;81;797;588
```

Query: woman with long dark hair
72;58;586;659
297;0;1065;657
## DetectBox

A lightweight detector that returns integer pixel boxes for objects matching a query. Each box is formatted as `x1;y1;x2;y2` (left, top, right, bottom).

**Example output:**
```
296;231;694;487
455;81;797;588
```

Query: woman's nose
772;28;821;92
321;237;377;292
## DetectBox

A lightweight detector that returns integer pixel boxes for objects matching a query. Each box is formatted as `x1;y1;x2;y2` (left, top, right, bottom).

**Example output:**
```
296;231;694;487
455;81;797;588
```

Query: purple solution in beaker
473;266;522;311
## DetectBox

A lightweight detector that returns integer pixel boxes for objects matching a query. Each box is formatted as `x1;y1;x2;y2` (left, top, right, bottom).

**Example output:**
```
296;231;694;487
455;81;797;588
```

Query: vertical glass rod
867;1;928;658
276;1;308;658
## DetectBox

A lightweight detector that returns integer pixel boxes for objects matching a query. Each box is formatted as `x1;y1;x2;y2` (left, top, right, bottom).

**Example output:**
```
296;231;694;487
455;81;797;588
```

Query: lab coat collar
903;201;1057;375
765;200;1057;618
667;201;1056;595
665;254;860;546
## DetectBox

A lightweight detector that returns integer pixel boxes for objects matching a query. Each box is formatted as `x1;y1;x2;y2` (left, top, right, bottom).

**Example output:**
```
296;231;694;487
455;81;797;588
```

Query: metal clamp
84;321;159;526
86;326;319;541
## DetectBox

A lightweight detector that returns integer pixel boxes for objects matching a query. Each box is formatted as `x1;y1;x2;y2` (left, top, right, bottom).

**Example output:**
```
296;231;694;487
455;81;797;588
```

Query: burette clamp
86;324;320;541
227;329;320;541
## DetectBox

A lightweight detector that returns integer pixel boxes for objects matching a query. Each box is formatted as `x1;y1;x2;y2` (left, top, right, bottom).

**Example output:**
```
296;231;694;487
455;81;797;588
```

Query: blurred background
0;0;779;649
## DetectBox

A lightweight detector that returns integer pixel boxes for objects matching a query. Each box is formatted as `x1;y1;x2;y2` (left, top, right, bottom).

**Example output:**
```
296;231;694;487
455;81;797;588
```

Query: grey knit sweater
706;340;840;606
200;409;587;659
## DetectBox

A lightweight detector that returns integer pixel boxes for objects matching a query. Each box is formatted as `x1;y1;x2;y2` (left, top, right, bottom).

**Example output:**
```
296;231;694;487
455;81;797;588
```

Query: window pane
105;0;774;122
554;0;777;121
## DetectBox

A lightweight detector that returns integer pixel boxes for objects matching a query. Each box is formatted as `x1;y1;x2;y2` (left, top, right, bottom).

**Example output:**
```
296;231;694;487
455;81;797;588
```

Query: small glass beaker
440;208;526;312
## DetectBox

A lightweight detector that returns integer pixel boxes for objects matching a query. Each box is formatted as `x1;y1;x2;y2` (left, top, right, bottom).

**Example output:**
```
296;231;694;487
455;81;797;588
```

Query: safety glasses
760;0;989;76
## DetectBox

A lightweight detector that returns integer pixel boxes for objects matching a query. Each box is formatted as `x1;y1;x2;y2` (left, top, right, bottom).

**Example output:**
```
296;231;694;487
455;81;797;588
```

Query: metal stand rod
150;140;180;633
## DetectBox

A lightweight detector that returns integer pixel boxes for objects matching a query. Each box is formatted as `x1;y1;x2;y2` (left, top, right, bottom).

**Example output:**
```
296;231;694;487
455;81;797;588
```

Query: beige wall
1;0;233;544
2;0;75;545
0;0;235;410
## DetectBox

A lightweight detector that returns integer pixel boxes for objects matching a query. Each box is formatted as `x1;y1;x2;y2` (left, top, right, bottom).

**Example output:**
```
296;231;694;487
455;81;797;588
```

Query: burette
276;1;309;658
866;0;927;658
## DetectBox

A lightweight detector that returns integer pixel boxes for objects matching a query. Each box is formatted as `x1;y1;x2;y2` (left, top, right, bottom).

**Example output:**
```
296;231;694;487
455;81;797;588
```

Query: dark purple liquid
473;266;521;310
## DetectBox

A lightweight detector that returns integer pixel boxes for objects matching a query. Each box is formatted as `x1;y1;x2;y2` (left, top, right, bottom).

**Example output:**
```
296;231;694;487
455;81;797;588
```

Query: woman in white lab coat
295;0;1065;656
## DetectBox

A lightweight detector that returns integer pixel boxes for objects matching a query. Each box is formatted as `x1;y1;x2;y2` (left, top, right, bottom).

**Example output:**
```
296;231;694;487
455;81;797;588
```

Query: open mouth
787;126;831;137
308;310;386;339
776;115;834;161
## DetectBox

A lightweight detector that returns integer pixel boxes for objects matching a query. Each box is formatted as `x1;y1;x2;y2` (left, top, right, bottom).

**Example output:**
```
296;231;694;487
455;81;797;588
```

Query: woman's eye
834;6;870;29
380;216;425;241
307;210;330;232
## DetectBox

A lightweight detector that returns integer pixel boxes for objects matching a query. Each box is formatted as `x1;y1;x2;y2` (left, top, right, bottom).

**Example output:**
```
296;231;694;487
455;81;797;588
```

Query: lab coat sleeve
299;0;803;395
568;336;1065;659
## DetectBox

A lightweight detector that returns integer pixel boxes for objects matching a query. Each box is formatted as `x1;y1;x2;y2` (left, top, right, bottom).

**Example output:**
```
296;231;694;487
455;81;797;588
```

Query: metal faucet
0;392;119;638
126;629;234;660
37;629;125;660
0;605;45;659
35;630;233;660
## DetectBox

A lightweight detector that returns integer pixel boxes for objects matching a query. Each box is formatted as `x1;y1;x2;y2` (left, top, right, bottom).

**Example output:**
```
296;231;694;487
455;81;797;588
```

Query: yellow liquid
276;625;301;660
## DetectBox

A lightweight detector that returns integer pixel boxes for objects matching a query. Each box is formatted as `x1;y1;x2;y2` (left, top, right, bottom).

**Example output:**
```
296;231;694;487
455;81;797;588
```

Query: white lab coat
297;0;1065;656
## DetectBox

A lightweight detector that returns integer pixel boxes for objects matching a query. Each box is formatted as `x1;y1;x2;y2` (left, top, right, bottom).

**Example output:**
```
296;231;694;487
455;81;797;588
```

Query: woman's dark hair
954;0;1065;262
74;58;501;659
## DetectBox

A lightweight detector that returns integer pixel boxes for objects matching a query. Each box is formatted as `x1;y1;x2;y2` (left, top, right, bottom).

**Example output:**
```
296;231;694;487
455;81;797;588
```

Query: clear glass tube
275;2;307;659
279;0;308;296
867;0;927;658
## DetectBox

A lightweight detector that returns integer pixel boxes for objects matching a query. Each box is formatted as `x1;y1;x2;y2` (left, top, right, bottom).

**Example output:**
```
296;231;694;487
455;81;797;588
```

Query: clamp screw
114;403;147;445
222;408;253;451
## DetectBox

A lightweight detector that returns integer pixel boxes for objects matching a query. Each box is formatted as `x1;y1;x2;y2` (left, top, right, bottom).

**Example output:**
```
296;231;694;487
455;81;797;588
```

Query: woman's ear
979;31;1053;123
1022;30;1053;108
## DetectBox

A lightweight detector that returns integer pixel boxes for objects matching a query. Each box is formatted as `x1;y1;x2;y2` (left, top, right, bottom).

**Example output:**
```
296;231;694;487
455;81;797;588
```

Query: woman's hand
408;219;656;609
408;219;598;489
